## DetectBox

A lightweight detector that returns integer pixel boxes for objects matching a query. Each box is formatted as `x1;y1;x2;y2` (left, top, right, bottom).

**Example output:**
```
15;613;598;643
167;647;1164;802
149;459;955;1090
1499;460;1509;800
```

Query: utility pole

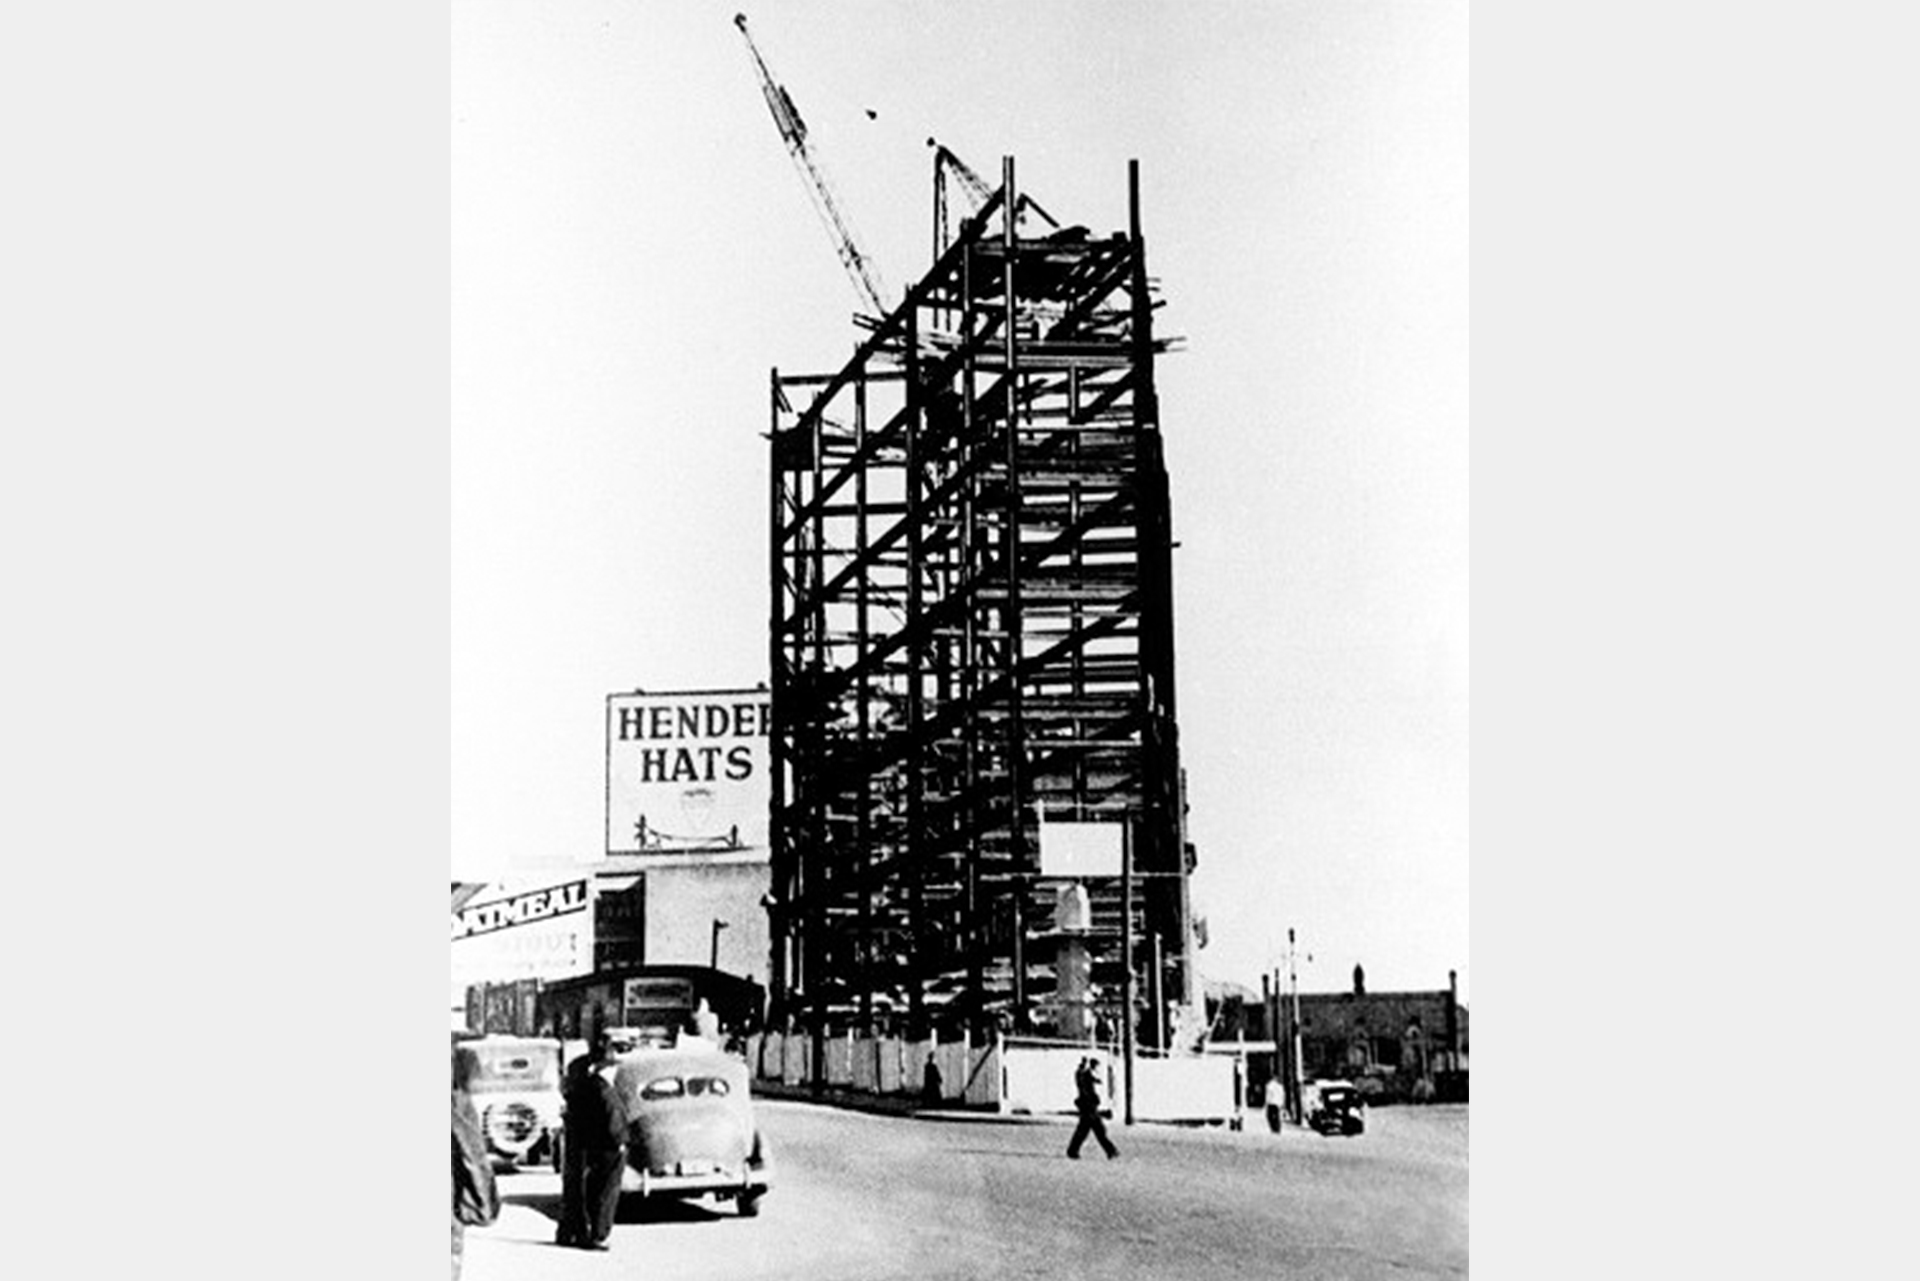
1011;893;1027;1032
1287;927;1305;1125
1120;819;1135;1125
1262;968;1279;1125
1149;932;1165;1052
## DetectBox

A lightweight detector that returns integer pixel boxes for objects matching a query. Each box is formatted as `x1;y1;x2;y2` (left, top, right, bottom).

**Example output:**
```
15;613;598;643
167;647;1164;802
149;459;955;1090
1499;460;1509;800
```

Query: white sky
454;0;1466;1001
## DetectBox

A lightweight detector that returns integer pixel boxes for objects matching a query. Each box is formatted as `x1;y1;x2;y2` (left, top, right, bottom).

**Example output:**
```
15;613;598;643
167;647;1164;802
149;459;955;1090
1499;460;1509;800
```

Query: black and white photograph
16;3;1918;1279
453;3;1466;1277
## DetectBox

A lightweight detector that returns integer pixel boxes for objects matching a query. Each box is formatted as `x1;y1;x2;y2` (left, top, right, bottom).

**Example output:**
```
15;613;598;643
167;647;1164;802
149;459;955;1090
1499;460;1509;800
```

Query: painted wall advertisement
450;878;594;989
606;688;770;854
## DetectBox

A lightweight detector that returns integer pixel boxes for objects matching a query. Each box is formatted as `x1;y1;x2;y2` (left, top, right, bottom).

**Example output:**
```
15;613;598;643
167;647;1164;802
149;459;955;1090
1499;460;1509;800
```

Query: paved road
460;1101;1466;1281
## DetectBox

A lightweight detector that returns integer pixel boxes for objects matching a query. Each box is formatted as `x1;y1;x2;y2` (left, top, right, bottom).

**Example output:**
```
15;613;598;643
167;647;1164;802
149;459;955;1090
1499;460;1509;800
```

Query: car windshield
469;1045;561;1092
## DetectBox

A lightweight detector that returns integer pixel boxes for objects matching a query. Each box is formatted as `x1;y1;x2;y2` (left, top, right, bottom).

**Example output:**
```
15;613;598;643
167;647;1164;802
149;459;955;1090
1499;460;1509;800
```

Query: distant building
590;849;770;981
450;875;597;1028
450;685;777;1034
1207;966;1469;1104
1294;968;1469;1094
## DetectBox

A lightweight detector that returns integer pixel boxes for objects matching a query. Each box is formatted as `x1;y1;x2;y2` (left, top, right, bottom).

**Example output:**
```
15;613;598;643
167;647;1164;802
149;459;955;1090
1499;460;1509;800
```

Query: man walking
1066;1055;1119;1160
556;1032;628;1249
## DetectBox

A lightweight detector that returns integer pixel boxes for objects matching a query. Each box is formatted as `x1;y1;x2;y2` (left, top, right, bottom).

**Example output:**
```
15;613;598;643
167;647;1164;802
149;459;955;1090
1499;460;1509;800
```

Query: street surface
461;1100;1466;1281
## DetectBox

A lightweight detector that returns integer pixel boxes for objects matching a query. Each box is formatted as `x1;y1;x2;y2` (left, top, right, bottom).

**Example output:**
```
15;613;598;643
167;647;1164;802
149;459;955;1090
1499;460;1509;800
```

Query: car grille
483;1101;539;1149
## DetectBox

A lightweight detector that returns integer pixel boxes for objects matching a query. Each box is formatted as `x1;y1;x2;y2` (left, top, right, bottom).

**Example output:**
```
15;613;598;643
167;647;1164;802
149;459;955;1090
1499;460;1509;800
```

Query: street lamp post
711;918;729;971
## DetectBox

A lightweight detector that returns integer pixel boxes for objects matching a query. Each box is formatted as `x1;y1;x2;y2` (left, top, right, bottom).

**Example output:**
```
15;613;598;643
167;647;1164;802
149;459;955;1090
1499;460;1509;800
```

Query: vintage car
464;1034;565;1168
1306;1080;1367;1136
612;1045;770;1216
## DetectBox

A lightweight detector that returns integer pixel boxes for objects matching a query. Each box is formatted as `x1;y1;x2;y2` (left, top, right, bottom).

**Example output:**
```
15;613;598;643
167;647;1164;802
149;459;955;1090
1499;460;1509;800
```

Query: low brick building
1295;967;1468;1096
1209;965;1468;1103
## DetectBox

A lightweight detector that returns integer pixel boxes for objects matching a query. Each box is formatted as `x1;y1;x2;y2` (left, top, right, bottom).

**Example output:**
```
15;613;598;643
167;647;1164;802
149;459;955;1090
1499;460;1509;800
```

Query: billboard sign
450;878;594;989
607;689;770;854
624;976;696;1015
451;880;588;941
1038;821;1125;878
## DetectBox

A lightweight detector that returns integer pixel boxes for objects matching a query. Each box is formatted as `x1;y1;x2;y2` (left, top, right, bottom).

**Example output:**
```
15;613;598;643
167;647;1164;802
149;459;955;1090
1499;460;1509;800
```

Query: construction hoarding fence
747;1030;1242;1126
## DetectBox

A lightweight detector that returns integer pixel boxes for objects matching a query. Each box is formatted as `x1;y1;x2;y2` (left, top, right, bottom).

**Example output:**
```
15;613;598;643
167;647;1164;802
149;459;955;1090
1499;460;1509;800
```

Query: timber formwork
767;160;1188;1041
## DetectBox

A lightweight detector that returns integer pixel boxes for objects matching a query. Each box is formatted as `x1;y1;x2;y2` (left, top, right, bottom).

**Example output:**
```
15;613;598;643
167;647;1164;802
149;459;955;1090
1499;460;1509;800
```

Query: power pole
1149;931;1165;1052
1120;820;1136;1125
1287;927;1305;1124
1263;968;1279;1123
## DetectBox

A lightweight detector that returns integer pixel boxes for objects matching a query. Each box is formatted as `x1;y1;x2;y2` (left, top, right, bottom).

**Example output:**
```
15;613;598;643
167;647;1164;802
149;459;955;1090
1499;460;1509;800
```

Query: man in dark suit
1066;1056;1119;1160
556;1032;629;1249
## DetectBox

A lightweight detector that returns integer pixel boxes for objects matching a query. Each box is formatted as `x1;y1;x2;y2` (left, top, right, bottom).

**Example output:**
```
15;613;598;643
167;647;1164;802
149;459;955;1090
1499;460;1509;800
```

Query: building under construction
765;157;1192;1045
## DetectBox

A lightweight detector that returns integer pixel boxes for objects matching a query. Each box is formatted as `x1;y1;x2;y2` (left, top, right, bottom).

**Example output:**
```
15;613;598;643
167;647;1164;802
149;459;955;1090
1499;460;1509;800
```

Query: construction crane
734;13;892;321
928;139;990;261
929;137;1060;258
930;139;995;206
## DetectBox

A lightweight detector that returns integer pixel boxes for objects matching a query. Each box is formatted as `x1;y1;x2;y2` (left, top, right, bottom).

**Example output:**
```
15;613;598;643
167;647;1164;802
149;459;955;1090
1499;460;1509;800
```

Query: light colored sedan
613;1045;771;1216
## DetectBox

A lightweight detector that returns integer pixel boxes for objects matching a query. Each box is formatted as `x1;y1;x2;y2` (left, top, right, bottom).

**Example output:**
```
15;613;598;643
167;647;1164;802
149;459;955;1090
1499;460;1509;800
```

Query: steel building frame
767;159;1188;1041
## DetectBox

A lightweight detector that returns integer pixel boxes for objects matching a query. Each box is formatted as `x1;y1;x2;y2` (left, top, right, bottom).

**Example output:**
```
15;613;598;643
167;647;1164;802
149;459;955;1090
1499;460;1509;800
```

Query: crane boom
931;140;995;206
929;138;1061;258
734;14;891;319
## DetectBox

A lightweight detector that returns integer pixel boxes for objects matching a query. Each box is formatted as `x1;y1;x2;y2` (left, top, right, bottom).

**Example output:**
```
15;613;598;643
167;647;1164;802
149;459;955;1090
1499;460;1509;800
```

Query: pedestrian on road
452;1045;499;1281
1066;1056;1119;1160
921;1055;943;1106
556;1031;628;1250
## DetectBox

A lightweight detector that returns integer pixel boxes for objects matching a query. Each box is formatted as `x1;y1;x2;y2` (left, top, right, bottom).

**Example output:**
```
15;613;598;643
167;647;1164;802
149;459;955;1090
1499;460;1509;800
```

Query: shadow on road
616;1197;733;1225
499;1189;562;1223
498;1188;736;1228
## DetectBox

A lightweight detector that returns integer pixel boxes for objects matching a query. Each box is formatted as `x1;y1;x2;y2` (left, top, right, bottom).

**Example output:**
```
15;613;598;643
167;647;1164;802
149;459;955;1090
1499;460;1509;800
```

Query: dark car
611;1045;771;1217
1307;1080;1366;1136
